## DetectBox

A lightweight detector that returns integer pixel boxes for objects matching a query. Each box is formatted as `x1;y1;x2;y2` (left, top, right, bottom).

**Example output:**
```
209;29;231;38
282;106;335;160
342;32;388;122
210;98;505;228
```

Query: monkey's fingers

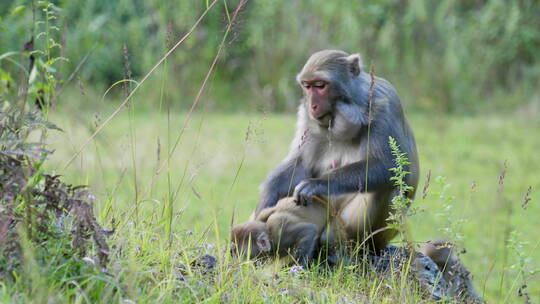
297;195;309;206
302;196;310;206
293;195;302;206
295;195;306;206
293;183;305;206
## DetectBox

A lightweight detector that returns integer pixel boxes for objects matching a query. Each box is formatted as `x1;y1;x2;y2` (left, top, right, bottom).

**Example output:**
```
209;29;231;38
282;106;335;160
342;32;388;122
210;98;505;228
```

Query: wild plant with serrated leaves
0;0;109;282
386;136;421;244
433;176;466;243
30;1;67;113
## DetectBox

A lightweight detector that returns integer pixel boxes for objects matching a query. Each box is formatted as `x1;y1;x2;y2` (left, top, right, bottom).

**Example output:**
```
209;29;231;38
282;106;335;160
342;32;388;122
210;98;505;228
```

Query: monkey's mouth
314;113;332;126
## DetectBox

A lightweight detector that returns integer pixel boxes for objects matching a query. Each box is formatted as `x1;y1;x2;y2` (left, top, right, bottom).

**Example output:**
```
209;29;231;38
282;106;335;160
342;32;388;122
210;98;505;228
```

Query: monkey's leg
291;223;319;267
319;221;351;266
319;224;336;248
319;231;339;266
338;192;395;252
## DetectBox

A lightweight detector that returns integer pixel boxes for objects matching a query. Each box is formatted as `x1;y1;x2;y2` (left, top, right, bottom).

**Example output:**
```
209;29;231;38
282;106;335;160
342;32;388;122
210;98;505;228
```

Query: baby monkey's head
230;220;272;259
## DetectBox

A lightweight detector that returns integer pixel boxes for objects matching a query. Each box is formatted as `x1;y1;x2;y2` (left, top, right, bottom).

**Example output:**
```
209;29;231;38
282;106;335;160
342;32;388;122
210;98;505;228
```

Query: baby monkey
231;197;342;266
421;240;483;303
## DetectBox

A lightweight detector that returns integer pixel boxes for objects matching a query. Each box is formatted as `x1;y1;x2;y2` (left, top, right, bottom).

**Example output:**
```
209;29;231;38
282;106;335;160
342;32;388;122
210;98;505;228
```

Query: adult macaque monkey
255;50;419;251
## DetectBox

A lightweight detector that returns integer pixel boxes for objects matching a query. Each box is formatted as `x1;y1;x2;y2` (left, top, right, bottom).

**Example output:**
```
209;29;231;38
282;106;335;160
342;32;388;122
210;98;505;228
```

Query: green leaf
0;51;18;61
11;5;26;15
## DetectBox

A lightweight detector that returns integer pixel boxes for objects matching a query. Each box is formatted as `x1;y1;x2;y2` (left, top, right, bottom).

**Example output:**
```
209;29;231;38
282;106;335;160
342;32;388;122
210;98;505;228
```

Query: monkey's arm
256;156;309;214
294;158;394;205
255;206;278;222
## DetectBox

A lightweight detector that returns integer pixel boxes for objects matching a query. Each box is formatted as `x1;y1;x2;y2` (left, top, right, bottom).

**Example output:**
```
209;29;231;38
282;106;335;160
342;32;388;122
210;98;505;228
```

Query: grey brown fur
231;197;342;266
255;50;419;251
421;240;483;303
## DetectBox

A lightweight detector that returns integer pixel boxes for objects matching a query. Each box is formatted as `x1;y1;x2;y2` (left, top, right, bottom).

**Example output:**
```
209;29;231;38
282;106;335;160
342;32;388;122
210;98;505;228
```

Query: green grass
20;106;537;303
2;1;539;301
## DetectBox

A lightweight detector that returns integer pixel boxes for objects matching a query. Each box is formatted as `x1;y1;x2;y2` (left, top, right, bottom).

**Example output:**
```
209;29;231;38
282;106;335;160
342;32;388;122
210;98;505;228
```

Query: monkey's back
273;197;329;228
263;198;331;257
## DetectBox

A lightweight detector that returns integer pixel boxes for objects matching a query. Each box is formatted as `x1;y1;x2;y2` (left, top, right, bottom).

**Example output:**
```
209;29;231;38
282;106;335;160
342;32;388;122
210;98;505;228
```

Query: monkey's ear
347;54;363;77
256;233;272;252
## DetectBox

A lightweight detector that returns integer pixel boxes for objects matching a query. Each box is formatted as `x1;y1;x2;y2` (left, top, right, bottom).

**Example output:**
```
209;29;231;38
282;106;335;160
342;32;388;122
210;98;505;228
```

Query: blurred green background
2;0;539;113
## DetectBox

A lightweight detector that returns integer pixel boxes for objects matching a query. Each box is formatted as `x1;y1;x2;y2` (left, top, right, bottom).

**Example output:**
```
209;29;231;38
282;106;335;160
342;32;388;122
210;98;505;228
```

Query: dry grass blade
62;0;219;170
141;0;249;199
362;64;376;192
521;186;532;209
422;169;431;199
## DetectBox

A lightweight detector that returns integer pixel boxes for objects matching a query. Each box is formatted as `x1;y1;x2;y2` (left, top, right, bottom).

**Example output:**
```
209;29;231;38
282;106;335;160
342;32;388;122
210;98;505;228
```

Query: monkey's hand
293;179;326;206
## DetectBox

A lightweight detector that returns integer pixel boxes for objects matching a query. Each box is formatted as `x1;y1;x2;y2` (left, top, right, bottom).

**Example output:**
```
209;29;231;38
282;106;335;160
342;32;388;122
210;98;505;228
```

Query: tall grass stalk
146;0;248;197
61;0;220;170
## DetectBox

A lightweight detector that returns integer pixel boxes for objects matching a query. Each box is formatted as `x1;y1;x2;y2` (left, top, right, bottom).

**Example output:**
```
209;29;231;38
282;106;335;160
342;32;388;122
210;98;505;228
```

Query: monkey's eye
301;82;311;89
313;81;326;89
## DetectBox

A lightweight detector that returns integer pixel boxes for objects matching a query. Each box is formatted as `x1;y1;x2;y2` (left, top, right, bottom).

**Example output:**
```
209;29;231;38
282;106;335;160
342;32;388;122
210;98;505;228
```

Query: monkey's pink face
300;79;333;126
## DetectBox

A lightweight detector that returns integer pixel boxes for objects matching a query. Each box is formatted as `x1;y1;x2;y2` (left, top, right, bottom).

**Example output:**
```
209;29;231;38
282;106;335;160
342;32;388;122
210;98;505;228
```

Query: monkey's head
421;240;460;271
230;221;272;260
296;50;364;128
